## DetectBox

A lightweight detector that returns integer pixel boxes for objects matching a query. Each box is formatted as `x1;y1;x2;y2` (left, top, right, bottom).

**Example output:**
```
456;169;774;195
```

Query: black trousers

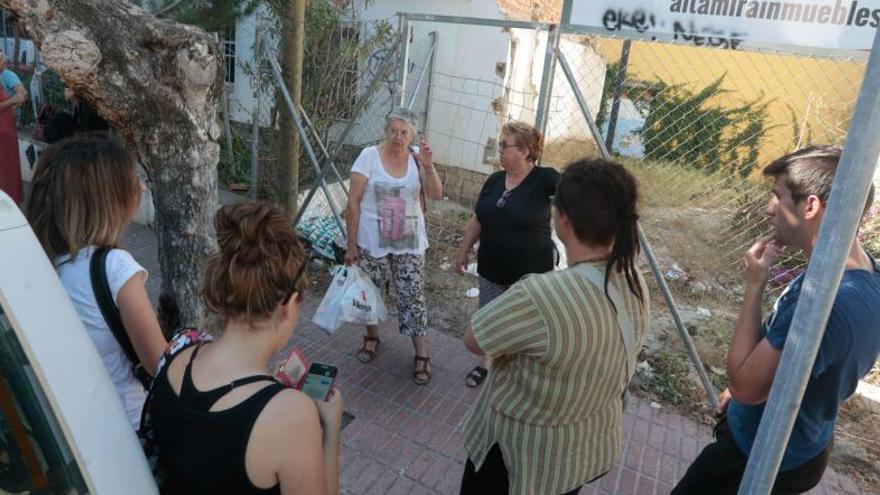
460;444;597;495
672;418;832;495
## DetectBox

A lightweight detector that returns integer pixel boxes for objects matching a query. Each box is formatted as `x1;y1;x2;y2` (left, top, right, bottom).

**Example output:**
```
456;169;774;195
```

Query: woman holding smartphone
150;202;343;495
344;107;443;385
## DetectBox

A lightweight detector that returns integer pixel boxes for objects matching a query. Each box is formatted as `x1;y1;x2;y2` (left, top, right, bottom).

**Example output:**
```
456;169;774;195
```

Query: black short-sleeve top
475;166;561;285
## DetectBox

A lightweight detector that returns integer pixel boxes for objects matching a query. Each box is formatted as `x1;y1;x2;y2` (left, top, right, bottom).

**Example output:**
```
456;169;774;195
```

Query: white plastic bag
312;266;353;333
340;266;388;326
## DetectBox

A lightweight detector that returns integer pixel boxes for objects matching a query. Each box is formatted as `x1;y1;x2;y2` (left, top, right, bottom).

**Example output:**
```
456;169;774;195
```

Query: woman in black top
455;122;560;387
150;202;343;494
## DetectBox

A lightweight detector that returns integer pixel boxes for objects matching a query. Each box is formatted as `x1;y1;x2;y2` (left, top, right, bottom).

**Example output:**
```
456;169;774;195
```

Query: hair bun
214;202;292;264
203;202;307;323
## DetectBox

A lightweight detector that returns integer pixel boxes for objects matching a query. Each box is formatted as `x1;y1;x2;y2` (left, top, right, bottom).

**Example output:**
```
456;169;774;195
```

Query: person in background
460;158;650;494
150;202;342;494
344;107;442;385
63;86;109;133
25;133;166;428
454;121;559;388
0;49;26;203
673;146;880;494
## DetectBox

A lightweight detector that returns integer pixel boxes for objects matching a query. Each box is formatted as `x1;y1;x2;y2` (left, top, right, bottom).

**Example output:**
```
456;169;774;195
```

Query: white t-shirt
351;146;429;257
55;246;148;428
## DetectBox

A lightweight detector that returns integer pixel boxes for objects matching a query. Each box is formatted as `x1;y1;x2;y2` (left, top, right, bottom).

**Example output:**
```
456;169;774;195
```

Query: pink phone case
276;347;309;389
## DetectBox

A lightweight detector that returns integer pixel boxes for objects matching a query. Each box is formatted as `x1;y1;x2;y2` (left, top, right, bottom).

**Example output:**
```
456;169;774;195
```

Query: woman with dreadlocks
458;158;651;495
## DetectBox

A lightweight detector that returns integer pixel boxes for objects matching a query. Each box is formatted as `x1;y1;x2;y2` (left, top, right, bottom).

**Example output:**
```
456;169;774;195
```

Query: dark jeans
672;418;832;495
460;444;599;495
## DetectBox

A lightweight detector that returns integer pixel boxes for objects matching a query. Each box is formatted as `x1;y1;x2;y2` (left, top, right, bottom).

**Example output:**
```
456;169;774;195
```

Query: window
222;24;236;85
0;306;88;494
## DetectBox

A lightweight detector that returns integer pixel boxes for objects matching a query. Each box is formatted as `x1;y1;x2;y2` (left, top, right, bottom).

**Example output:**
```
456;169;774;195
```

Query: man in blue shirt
673;146;880;494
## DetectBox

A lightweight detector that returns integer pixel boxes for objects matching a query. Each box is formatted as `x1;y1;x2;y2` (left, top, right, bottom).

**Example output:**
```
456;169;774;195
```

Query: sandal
357;336;380;363
465;366;488;388
414;356;431;385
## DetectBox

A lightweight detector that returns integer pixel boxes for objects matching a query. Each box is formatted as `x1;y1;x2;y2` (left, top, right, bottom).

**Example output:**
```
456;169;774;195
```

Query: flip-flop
357;336;380;363
465;366;488;388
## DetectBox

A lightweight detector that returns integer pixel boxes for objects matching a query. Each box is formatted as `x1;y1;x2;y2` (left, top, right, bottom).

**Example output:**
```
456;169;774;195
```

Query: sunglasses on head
284;260;308;304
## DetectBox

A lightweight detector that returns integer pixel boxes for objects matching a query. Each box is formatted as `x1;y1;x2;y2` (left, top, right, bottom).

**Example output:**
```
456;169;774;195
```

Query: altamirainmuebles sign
564;0;880;50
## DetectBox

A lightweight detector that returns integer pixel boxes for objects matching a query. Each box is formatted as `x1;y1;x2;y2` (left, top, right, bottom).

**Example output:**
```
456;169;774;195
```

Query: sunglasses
496;189;513;208
284;260;308;304
498;140;518;151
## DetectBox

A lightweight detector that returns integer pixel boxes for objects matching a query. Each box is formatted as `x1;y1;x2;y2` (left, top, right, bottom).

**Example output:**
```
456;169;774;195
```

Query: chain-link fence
548;33;875;293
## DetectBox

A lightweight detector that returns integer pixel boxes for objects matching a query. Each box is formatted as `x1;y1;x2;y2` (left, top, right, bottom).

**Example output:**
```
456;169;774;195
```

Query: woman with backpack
26;132;166;428
148;202;343;494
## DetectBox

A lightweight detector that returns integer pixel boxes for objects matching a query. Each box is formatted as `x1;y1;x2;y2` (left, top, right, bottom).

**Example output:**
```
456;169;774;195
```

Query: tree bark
1;0;224;331
279;0;304;216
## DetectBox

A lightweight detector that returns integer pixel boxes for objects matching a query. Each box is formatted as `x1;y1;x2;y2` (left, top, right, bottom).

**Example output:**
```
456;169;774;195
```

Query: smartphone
276;347;309;389
298;362;338;401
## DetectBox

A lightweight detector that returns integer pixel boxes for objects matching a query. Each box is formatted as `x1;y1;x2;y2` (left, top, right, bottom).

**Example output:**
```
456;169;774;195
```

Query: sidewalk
123;220;865;495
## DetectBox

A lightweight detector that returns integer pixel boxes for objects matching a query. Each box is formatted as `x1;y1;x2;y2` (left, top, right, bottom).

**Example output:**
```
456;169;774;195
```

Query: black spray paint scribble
602;8;745;50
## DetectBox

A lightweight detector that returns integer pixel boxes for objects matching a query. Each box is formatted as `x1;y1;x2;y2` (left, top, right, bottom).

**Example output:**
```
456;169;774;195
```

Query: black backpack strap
90;247;140;367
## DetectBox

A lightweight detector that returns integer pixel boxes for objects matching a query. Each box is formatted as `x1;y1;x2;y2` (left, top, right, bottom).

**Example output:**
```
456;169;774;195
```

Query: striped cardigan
462;262;650;494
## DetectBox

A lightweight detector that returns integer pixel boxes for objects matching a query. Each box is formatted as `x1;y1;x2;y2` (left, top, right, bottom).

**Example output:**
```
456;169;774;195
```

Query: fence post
248;16;263;200
738;27;880;495
396;13;411;108
555;47;720;410
534;24;560;135
424;31;438;137
221;82;235;172
605;39;632;153
407;31;436;111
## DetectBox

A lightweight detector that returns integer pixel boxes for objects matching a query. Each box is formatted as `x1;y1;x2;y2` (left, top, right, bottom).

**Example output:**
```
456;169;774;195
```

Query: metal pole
535;24;561;135
739;27;880;495
556;48;720;410
221;82;235;173
299;104;348;195
406;32;437;112
605;39;632;153
396;14;411;108
266;54;346;237
249;17;263;200
423;31;438;136
293;36;403;231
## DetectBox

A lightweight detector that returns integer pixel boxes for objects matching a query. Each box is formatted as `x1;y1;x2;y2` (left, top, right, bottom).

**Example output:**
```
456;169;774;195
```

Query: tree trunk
279;0;304;216
1;0;224;331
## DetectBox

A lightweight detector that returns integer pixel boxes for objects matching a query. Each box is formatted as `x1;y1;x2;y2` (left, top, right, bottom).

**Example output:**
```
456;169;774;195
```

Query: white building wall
227;6;276;125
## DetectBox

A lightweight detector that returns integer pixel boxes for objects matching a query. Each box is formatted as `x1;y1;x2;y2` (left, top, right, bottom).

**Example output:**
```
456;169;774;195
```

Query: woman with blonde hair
26;132;166;428
454;121;560;387
150;202;343;494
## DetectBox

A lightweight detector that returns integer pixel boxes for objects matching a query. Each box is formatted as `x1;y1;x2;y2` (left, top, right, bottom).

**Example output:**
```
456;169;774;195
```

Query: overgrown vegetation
595;66;774;178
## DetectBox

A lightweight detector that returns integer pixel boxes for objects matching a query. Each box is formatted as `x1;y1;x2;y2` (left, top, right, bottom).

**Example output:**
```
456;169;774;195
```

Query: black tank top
151;344;286;494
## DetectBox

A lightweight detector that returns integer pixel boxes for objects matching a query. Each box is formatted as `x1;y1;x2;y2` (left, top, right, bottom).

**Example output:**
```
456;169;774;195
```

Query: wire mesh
548;32;878;298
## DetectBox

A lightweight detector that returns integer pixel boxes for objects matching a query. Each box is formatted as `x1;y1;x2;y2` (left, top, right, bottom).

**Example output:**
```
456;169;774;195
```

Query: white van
0;191;156;494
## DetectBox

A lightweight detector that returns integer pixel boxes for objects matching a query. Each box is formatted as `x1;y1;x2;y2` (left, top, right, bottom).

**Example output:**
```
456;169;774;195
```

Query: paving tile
618;467;639;495
636;475;656;495
347;459;385;494
641;446;662;480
